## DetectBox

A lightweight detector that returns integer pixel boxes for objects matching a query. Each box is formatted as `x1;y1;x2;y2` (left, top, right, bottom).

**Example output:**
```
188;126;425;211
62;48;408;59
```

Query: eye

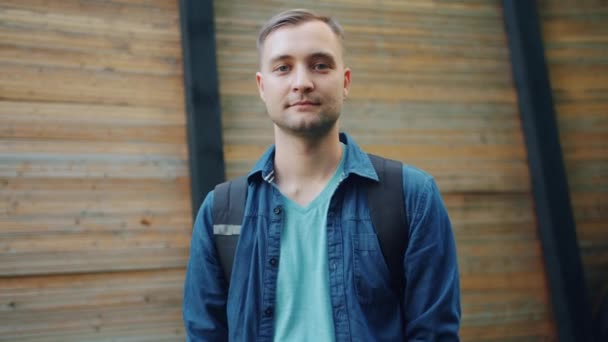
274;65;290;73
313;63;329;71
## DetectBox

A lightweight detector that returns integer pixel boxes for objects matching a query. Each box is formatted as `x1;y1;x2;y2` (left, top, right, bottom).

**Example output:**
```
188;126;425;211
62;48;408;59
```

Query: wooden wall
538;0;608;316
0;1;189;340
215;0;556;340
2;0;604;340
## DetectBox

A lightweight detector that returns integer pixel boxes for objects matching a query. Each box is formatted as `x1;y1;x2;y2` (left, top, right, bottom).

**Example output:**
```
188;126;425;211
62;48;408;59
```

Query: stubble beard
274;105;340;138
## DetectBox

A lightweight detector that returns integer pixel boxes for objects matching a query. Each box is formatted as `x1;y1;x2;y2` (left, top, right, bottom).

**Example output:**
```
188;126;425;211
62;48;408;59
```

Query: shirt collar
247;132;379;183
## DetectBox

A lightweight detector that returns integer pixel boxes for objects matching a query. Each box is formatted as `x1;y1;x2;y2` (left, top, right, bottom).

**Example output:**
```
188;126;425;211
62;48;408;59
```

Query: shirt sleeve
183;191;229;341
402;176;461;341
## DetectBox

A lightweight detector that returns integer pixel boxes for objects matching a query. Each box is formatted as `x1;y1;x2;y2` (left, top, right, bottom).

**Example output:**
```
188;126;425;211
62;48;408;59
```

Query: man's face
256;20;351;137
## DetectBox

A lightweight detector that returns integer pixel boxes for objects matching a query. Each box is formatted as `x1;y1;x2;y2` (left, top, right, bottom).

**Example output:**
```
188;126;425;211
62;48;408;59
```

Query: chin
284;119;338;137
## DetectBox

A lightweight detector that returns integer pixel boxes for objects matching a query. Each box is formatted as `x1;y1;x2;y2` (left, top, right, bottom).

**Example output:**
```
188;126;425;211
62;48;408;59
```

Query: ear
342;68;351;99
256;72;265;102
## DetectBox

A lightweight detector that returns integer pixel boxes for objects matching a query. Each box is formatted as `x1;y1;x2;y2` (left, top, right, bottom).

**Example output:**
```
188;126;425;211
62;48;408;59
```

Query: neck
273;125;342;194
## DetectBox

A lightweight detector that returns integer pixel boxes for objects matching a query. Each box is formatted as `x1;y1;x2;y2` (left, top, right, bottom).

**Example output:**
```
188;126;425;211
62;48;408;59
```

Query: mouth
288;101;320;108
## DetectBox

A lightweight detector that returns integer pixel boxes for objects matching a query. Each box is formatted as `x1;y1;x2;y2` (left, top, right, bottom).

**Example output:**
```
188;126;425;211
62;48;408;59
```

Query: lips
289;100;320;107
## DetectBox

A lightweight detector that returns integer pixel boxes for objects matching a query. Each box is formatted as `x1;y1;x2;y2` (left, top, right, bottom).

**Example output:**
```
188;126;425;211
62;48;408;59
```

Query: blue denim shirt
183;133;461;341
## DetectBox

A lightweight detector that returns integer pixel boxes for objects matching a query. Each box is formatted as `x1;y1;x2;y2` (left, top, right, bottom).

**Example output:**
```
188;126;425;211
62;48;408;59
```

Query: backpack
212;154;409;296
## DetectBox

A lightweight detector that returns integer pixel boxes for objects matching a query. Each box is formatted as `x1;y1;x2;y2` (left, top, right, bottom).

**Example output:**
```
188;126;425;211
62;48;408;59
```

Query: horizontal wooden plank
459;320;555;341
0;269;185;341
0;249;188;276
0;0;182;73
550;89;607;103
217;32;510;60
0;101;186;126
214;1;504;23
560;132;608;148
577;221;608;244
0;160;188;180
538;0;608;14
550;102;607;117
1;177;190;193
461;272;548;291
0;212;192;235
1;230;190;254
462;290;551;327
0;0;179;23
0;43;182;76
216;30;509;55
0;194;189;216
0;4;179;39
564;162;608;192
444;193;536;235
2;323;183;342
541;21;607;44
0;65;185;107
1;121;186;144
0;139;187;158
0;26;180;59
570;192;608;218
549;65;608;91
457;242;546;275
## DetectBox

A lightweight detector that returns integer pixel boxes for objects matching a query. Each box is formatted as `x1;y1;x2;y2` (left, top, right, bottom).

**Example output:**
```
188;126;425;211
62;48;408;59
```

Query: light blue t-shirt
273;146;345;342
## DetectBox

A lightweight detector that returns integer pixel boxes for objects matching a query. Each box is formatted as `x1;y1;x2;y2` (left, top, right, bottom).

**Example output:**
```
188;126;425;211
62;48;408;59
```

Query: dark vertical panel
503;1;592;341
180;0;226;218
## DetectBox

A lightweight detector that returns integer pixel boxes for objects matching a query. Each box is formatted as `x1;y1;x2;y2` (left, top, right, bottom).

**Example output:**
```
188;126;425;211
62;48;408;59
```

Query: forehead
260;20;343;64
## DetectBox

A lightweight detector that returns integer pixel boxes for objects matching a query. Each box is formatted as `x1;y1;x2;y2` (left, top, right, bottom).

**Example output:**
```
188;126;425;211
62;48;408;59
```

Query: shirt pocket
353;232;392;304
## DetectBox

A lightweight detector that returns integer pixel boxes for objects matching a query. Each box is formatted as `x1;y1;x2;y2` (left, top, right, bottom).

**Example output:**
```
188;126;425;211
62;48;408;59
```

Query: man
183;9;460;341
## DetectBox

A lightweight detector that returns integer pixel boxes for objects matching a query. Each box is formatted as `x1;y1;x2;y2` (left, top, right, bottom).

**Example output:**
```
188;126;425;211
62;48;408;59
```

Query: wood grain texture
214;0;556;340
538;0;608;314
6;0;603;340
0;270;185;341
0;0;189;340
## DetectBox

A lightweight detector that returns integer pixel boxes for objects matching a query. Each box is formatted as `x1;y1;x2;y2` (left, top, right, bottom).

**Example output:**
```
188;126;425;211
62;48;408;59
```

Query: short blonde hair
257;9;344;53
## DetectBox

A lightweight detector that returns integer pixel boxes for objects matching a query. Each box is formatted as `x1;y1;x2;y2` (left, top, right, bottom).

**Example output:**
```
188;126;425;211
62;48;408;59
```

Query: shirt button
273;206;282;215
269;257;278;266
264;307;274;317
336;308;344;320
330;262;337;271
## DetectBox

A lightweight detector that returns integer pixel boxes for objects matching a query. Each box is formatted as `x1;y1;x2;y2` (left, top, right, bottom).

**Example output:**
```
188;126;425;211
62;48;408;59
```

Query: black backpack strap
212;155;408;293
367;154;408;296
213;175;248;285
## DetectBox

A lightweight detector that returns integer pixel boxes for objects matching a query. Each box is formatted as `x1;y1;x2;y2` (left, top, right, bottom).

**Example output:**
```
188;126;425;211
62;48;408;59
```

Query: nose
292;66;314;93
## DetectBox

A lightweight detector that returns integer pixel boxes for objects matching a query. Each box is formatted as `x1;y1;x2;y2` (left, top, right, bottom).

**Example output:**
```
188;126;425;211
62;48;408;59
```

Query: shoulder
399;163;445;225
401;163;435;197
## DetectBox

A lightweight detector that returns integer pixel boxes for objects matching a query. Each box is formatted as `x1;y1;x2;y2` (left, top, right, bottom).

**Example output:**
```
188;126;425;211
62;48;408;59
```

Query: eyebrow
268;54;292;66
309;52;336;64
268;51;337;66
